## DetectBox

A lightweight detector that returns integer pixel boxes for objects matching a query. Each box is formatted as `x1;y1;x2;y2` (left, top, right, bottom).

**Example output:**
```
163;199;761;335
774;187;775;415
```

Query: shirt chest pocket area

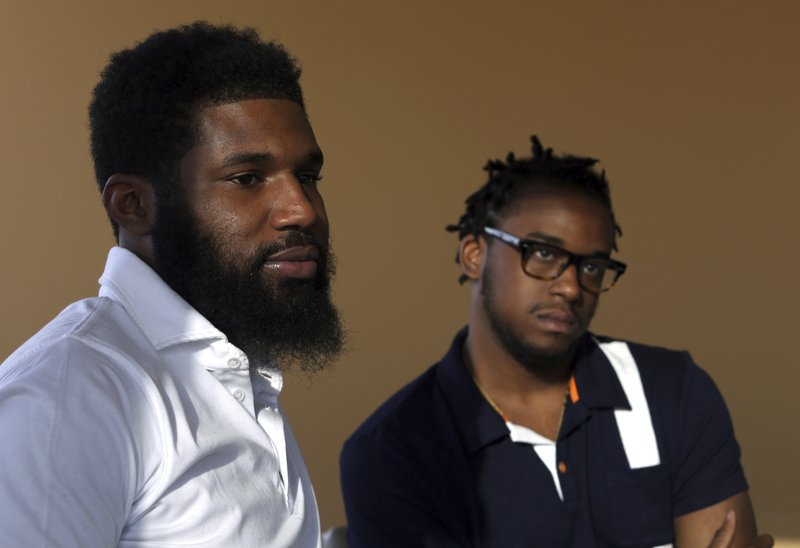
591;464;674;547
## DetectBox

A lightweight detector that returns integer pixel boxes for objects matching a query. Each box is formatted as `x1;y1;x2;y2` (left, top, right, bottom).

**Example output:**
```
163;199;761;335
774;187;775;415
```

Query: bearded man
0;22;345;547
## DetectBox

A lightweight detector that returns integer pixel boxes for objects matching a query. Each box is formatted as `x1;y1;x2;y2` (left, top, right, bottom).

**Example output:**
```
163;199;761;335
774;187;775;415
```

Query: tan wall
1;0;798;538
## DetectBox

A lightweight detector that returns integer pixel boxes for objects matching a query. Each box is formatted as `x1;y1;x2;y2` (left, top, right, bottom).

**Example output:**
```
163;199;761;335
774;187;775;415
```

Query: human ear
459;234;484;282
101;174;156;237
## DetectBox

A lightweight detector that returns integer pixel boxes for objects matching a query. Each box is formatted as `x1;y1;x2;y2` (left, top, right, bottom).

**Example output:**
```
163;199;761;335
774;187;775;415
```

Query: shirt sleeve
0;338;144;547
669;355;749;516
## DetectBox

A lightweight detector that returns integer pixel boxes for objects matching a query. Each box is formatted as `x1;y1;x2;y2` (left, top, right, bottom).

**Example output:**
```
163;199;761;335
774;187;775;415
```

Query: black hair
446;135;622;283
89;21;305;238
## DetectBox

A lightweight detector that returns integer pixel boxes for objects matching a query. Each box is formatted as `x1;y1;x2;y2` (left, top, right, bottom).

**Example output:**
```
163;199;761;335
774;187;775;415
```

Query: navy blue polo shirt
341;328;748;548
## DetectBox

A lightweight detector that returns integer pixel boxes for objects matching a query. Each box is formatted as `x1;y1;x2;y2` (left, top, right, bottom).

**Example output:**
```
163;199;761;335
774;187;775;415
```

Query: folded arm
675;491;772;548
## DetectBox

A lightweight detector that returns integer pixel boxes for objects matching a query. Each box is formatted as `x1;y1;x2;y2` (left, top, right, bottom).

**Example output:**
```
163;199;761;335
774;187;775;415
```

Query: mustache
255;231;329;265
530;303;574;314
529;303;581;324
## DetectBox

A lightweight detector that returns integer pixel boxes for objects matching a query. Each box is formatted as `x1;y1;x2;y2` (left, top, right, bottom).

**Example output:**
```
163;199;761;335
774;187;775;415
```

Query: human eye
581;260;607;279
529;243;559;263
227;172;263;187
297;173;323;186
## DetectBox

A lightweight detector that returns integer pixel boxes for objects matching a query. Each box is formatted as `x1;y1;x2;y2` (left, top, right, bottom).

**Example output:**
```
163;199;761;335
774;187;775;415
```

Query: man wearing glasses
341;136;769;547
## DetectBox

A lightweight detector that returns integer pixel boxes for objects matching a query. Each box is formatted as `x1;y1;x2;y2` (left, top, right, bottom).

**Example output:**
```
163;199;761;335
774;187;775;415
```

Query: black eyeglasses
483;226;627;293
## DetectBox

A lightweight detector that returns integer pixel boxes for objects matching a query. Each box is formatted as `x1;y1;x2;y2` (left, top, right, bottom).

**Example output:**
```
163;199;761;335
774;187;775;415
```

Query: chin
510;333;582;372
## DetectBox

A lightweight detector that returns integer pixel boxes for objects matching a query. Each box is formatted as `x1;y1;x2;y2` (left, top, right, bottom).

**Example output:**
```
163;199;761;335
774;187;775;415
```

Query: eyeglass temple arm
483;227;521;247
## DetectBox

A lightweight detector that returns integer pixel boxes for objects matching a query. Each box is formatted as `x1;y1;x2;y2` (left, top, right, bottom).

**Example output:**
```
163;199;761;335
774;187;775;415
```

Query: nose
269;175;325;232
549;262;582;302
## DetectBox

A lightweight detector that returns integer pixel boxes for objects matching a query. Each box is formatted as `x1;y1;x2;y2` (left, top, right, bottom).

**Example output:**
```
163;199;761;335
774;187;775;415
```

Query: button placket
219;349;252;411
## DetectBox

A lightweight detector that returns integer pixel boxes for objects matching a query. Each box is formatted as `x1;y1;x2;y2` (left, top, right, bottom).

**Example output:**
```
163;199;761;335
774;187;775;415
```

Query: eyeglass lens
523;244;620;292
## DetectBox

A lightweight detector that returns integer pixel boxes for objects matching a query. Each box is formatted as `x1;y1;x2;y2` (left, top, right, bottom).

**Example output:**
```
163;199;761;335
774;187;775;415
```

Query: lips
534;307;581;335
263;245;319;279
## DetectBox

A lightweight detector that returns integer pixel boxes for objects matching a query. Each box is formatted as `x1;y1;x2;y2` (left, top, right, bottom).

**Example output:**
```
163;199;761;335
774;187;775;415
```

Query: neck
465;321;574;392
464;324;574;439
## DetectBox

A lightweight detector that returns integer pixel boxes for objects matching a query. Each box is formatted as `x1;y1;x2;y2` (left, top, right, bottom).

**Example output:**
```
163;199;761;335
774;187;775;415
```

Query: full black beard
150;192;346;374
481;262;578;373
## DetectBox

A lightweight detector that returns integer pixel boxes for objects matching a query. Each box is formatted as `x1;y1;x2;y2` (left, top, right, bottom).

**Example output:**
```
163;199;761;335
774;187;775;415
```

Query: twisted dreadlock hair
446;135;622;283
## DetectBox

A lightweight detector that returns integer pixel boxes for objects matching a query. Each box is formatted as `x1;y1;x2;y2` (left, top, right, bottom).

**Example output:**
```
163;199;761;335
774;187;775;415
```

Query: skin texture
459;181;766;546
679;492;771;548
102;98;326;276
460;183;614;439
102;98;344;371
175;98;328;281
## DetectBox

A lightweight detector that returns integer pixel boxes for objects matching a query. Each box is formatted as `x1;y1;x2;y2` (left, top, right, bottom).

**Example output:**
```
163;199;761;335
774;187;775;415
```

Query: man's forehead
185;98;321;166
499;182;616;247
498;181;603;219
194;98;310;136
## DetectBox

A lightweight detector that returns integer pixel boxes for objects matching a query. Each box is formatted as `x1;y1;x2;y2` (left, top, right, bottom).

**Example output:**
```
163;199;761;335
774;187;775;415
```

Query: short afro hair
89;21;305;238
447;135;622;283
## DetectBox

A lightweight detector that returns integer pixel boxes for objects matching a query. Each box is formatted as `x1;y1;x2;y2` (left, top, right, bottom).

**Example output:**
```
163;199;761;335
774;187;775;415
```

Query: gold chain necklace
469;369;570;439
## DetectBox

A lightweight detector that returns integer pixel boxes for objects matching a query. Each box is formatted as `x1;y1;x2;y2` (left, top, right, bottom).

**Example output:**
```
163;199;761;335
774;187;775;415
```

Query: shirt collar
571;335;630;410
436;328;631;455
98;247;226;350
436;327;510;455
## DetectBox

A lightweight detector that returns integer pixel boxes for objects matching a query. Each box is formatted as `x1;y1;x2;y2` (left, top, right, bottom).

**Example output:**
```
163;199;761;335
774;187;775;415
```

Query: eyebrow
524;231;611;258
220;152;273;169
220;150;324;170
524;231;565;245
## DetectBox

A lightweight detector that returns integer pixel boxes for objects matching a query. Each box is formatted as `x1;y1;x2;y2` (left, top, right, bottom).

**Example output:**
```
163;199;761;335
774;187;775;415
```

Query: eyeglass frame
482;226;627;293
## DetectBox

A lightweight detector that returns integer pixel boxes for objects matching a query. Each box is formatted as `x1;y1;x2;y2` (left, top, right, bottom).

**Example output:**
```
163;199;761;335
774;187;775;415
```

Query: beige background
1;0;798;539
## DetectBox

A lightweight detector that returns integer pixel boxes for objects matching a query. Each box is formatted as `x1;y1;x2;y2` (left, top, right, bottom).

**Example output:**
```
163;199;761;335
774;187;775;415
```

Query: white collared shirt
0;247;321;547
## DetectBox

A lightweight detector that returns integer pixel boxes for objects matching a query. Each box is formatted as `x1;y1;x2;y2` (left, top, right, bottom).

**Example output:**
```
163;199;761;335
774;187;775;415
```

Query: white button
227;358;242;369
233;389;246;402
